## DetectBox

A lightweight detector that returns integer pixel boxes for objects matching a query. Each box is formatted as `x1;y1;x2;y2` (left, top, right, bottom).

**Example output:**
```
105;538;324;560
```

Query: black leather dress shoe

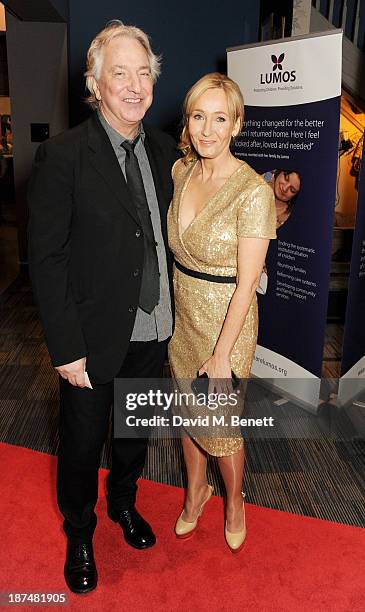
64;541;97;594
108;507;156;549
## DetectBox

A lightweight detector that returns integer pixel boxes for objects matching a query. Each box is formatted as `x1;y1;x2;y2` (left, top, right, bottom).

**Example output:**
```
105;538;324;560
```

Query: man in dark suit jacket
28;21;178;594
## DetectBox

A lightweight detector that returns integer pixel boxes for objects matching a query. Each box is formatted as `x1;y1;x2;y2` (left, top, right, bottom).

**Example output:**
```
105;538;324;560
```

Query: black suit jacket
28;112;179;383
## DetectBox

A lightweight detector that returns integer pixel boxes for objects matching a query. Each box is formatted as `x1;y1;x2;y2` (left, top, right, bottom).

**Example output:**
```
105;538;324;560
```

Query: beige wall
0;96;10;114
6;13;69;262
0;4;5;31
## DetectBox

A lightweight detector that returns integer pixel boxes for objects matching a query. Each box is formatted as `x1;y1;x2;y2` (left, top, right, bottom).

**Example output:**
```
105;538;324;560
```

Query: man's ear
91;76;102;102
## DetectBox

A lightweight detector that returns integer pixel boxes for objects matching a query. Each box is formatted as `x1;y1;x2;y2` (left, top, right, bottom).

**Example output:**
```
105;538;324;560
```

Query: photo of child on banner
257;168;302;294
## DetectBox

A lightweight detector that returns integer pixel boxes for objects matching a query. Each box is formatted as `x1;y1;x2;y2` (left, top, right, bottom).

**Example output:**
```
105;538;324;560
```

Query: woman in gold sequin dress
167;74;276;551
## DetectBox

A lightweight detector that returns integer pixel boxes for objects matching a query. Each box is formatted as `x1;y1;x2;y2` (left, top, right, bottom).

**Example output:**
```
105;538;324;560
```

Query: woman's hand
199;353;232;395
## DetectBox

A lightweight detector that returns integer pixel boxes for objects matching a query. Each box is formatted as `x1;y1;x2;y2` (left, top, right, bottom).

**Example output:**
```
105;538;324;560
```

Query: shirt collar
97;109;145;147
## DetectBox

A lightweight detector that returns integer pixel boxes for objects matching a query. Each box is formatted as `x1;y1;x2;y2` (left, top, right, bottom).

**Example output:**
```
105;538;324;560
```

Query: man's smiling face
93;35;153;138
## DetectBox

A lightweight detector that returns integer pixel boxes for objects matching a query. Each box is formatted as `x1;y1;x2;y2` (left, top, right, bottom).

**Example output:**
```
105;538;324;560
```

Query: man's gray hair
84;20;161;109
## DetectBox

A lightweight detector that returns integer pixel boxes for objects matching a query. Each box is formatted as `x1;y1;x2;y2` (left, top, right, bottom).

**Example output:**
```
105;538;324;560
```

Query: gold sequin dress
167;158;276;456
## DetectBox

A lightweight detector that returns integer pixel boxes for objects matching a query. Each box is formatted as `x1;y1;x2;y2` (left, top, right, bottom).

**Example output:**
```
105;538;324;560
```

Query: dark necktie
121;139;160;314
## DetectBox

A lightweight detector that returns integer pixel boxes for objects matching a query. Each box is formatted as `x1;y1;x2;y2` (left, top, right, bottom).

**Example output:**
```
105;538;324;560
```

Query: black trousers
57;339;167;543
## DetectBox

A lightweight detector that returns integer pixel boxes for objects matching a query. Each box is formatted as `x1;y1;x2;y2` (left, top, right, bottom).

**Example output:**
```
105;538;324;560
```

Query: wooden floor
0;224;19;295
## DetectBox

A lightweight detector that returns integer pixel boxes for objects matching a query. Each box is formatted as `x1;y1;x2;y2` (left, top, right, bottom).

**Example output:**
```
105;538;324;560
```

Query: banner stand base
250;375;323;415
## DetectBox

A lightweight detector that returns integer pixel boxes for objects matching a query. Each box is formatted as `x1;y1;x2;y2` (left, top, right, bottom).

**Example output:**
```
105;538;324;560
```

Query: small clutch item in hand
191;371;239;397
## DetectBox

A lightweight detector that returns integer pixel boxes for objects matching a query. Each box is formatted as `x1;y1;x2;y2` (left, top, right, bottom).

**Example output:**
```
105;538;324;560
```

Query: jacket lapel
87;113;140;225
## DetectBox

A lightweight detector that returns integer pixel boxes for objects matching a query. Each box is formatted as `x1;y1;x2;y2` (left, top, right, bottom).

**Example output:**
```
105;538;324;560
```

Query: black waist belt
174;260;236;284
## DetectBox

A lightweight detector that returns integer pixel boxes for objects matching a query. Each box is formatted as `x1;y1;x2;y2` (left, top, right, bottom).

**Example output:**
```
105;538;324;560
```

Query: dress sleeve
237;181;277;239
172;158;182;180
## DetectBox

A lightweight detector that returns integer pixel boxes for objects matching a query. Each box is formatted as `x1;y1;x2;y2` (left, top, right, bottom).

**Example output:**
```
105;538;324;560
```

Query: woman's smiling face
188;88;240;160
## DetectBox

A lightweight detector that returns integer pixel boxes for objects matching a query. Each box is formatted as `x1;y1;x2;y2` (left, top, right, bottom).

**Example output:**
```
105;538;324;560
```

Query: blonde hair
84;20;161;109
179;73;244;162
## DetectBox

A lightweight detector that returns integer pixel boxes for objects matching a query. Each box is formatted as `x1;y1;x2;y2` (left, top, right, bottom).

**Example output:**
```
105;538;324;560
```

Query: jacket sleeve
28;140;87;367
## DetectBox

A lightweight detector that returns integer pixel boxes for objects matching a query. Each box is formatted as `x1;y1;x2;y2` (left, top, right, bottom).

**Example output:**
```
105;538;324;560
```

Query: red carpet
0;442;364;611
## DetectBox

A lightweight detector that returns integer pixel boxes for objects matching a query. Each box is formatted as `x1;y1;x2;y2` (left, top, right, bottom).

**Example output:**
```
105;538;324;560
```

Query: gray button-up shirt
98;111;172;342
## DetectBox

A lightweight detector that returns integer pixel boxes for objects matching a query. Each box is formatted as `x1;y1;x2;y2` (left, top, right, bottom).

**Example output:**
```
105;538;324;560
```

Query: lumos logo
260;53;296;84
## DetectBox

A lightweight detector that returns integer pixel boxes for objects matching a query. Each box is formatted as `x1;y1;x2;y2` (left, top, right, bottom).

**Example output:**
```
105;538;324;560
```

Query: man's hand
55;357;87;387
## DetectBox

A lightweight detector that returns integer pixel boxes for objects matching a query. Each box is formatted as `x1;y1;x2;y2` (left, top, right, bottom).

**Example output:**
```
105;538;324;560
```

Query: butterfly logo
271;53;285;71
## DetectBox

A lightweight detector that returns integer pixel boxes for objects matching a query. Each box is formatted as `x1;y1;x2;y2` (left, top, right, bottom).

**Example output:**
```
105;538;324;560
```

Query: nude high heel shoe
175;485;214;539
225;493;246;553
